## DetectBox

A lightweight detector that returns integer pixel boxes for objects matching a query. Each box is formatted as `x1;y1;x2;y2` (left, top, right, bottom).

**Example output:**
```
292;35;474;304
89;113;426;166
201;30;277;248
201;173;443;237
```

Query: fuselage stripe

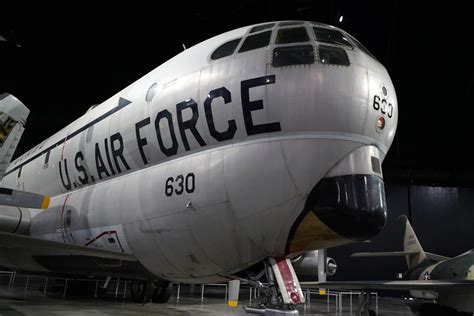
4;98;132;177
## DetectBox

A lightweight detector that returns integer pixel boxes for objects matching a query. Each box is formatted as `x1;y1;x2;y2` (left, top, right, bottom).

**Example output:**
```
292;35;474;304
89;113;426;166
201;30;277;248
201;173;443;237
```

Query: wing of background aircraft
351;251;450;262
301;280;474;291
0;94;50;209
425;252;450;262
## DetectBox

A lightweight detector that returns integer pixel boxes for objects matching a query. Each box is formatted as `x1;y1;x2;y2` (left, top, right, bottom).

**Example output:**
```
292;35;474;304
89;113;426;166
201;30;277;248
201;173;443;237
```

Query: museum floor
0;274;414;315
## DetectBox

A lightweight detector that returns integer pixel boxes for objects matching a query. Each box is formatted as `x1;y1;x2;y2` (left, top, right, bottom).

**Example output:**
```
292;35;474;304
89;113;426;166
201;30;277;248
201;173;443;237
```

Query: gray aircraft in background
0;20;397;315
304;215;474;315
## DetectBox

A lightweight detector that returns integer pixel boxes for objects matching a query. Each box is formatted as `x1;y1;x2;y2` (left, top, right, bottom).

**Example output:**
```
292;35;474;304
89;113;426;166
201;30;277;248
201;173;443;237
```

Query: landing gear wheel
152;284;172;303
130;280;147;303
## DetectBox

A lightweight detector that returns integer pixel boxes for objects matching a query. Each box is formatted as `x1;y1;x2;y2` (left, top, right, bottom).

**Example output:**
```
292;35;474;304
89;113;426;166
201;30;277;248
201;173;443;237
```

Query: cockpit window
239;31;272;53
346;33;376;59
211;38;241;60
319;45;350;66
250;23;275;33
279;21;304;27
276;27;309;44
313;27;353;48
273;45;314;67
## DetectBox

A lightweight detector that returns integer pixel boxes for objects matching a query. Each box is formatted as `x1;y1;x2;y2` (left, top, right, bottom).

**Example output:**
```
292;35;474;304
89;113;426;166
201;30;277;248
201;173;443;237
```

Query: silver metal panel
326;145;383;178
280;138;359;194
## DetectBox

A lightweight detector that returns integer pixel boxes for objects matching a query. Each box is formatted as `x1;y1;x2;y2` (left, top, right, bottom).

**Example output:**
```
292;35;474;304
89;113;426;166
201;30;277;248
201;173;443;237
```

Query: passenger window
273;45;314;67
279;21;304;27
250;23;275;33
211;38;241;60
276;27;309;44
313;27;353;48
319;45;350;66
239;31;272;53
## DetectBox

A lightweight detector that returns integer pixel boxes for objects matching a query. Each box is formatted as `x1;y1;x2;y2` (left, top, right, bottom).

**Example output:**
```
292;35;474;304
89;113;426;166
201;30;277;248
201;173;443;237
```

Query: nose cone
286;174;387;254
286;146;388;254
311;174;387;240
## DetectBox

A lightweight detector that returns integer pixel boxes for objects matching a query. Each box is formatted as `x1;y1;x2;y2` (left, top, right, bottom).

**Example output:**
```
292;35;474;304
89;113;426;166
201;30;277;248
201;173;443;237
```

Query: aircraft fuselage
0;21;398;283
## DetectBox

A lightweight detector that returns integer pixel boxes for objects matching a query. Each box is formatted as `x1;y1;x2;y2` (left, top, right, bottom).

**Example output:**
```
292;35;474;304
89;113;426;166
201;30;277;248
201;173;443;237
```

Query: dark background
1;1;473;281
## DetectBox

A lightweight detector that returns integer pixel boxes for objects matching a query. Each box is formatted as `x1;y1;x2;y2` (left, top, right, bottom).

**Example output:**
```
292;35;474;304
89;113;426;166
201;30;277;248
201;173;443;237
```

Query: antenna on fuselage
182;43;187;51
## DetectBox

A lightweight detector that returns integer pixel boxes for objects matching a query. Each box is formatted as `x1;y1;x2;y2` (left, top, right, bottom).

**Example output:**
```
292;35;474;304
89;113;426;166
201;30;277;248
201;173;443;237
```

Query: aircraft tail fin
399;215;428;269
0;94;29;179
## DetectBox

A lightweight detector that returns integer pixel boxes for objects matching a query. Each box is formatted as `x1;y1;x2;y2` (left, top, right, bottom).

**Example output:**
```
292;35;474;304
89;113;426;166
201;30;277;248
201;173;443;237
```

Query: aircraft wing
425;252;450;262
300;280;474;291
0;231;137;261
351;251;418;257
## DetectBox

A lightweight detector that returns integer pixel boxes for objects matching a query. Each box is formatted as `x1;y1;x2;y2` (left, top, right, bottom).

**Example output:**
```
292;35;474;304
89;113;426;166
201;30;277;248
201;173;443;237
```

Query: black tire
130;280;147;303
368;309;376;316
152;284;172;303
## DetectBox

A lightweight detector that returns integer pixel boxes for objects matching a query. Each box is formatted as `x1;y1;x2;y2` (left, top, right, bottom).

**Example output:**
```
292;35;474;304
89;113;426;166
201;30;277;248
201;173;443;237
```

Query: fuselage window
276;27;309;44
313;27;353;48
239;31;272;53
249;23;275;33
211;38;241;60
146;83;158;102
319;45;350;66
279;21;304;27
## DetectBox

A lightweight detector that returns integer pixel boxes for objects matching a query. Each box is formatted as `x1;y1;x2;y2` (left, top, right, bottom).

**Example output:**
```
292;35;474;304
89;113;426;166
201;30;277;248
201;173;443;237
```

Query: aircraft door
63;209;75;243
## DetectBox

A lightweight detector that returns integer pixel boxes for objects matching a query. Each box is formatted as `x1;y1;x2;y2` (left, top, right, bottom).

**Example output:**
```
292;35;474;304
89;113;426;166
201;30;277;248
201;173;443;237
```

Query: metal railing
1;270;378;314
302;287;379;314
1;271;128;300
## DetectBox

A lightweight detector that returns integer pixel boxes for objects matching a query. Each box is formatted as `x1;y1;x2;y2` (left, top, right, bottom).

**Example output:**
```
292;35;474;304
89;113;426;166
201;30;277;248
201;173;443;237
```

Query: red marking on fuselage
85;230;125;253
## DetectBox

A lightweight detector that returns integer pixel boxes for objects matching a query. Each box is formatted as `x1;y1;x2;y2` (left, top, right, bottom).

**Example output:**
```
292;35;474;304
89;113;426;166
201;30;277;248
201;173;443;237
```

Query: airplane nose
286;145;387;254
309;174;387;240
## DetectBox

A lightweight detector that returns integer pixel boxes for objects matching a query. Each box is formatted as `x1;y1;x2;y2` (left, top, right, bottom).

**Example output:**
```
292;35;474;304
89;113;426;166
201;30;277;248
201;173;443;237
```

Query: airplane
302;215;474;316
0;20;397;315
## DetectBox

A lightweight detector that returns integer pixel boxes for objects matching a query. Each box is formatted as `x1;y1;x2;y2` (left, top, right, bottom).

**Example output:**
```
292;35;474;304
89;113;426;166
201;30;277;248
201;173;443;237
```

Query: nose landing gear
244;257;304;316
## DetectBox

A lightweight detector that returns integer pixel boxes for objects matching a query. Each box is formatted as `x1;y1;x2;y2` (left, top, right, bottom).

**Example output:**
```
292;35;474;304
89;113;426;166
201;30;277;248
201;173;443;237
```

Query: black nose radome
309;174;387;240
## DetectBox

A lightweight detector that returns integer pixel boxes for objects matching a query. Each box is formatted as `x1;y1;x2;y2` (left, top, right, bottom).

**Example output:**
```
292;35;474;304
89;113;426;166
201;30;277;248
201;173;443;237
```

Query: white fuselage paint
0;21;397;283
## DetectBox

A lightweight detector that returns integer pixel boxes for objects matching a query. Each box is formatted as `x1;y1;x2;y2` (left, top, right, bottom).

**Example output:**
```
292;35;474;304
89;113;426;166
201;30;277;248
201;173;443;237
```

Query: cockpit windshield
345;33;376;59
313;27;353;48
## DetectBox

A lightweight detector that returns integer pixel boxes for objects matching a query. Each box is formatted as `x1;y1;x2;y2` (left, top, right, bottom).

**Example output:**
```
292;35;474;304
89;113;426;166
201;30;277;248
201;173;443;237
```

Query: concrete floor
0;275;414;315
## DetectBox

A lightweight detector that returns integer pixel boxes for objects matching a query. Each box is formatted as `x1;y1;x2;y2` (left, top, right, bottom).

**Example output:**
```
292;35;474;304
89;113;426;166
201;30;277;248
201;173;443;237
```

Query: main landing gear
130;279;171;304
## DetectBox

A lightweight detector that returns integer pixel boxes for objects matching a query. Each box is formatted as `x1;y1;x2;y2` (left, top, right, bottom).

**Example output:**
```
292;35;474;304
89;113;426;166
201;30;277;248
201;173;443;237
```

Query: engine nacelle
291;250;337;277
0;205;30;234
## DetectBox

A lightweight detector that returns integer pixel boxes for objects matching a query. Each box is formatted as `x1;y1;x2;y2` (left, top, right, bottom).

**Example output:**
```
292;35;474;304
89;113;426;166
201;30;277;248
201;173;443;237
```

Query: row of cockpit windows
210;21;373;67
